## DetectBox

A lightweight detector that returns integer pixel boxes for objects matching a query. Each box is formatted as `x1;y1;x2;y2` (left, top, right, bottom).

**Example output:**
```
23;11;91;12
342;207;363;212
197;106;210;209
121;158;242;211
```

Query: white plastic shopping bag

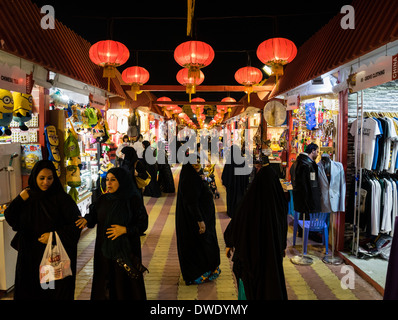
39;232;72;283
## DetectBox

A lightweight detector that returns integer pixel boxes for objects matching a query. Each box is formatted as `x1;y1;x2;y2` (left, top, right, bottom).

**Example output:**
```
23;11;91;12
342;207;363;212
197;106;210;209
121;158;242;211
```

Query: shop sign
286;94;300;110
351;55;396;92
89;93;107;109
0;63;27;93
393;53;398;81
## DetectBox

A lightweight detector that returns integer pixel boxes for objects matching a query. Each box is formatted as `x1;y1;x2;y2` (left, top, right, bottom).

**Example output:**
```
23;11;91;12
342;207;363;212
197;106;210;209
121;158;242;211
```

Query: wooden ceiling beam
151;101;244;106
123;85;274;92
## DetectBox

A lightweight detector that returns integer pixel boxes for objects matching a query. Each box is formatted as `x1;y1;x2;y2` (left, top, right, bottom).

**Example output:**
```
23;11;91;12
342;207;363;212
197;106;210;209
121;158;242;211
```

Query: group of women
4;142;289;300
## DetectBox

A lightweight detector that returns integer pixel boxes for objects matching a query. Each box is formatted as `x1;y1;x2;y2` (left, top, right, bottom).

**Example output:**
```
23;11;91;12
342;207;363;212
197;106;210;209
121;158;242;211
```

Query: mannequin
318;153;346;265
318;153;346;213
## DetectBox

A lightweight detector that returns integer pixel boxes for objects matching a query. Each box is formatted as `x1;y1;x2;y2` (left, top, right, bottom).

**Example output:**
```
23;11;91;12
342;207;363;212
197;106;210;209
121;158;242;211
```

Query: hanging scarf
101;167;140;268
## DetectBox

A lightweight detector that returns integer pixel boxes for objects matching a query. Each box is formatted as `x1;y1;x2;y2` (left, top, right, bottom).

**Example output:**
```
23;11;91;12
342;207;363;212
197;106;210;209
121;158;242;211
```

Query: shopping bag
39;232;72;283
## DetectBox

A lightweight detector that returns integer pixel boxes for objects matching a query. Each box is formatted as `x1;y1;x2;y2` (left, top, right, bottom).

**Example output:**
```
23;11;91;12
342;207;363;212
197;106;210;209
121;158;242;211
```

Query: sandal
208;266;221;281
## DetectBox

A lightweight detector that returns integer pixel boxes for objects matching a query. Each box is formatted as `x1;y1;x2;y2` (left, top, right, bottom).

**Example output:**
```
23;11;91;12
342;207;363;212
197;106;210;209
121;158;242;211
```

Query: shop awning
0;0;126;98
270;0;398;99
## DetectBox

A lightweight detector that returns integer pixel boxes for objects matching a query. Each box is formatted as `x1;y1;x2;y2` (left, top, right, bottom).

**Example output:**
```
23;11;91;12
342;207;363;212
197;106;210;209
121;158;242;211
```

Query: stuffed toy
0;89;14;136
44;125;61;162
12;92;33;131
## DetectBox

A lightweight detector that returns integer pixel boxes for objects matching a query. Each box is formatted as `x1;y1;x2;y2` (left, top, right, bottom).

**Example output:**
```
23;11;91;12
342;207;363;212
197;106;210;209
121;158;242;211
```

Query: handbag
136;173;151;189
39;232;72;283
116;256;148;279
134;161;151;189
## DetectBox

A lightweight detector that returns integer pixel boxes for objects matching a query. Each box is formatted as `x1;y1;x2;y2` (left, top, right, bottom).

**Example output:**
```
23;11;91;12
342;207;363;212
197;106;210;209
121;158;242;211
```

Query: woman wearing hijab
176;158;221;285
5;160;81;300
142;140;161;198
224;164;288;300
75;167;148;300
121;146;148;190
221;145;250;218
157;140;175;193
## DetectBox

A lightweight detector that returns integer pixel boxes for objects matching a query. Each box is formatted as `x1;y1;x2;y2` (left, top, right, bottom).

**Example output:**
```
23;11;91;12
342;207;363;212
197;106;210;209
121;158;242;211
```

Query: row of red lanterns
89;37;297;115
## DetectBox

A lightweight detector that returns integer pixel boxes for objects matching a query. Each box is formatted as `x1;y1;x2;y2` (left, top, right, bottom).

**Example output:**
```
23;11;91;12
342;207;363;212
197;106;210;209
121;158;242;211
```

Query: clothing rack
352;100;398;256
353;91;364;256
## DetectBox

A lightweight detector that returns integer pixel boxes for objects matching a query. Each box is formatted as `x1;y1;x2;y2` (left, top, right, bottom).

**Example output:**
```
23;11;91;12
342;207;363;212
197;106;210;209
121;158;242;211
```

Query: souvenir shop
224;107;263;157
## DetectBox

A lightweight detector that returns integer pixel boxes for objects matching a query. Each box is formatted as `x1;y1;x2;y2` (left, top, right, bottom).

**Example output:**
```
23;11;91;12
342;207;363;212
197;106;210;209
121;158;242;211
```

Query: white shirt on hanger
381;178;393;233
350;118;381;170
371;179;381;236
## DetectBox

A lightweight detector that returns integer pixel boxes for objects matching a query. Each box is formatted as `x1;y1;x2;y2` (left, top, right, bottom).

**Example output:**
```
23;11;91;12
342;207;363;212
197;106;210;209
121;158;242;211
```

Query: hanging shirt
350;118;381;170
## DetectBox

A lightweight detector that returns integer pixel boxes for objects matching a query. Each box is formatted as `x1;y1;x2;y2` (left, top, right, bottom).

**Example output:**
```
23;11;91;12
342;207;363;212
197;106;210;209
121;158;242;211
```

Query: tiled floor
1;164;383;300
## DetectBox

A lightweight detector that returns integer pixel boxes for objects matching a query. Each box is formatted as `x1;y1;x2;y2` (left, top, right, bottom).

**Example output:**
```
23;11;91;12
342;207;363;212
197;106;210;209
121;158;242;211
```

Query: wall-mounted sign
0;63;27;93
286;94;300;110
351;54;398;92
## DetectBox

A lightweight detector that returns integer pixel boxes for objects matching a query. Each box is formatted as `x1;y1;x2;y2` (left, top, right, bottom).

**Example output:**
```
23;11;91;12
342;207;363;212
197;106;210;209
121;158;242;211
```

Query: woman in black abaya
142;140;161;198
157;140;175;193
224;164;288;300
76;167;148;300
176;159;221;285
5;160;81;300
221;145;249;218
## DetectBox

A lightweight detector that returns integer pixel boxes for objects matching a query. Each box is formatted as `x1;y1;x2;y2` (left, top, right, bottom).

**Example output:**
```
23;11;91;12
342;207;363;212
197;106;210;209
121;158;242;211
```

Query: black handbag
116;256;148;279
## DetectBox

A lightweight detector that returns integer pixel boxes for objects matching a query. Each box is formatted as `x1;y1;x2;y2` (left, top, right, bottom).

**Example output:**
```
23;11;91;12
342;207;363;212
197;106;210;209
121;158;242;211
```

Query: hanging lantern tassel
186;84;196;102
188;66;201;82
244;86;254;103
270;63;284;89
130;83;142;101
103;66;117;92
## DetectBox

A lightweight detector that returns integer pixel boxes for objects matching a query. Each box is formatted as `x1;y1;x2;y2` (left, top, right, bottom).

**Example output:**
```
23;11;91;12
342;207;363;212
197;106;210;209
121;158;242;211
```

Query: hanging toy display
12;92;33;131
305;102;316;130
44;125;61;176
64;120;81;202
0;89;14;136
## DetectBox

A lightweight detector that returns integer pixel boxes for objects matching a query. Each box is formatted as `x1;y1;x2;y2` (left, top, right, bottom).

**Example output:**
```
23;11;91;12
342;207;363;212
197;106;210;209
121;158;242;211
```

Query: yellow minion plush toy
0;89;14;136
12;92;33;131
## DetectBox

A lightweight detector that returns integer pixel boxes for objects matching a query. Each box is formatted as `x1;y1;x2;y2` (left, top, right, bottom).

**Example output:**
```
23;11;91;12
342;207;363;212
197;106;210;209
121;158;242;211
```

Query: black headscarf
101;167;139;265
28;160;64;200
224;165;288;300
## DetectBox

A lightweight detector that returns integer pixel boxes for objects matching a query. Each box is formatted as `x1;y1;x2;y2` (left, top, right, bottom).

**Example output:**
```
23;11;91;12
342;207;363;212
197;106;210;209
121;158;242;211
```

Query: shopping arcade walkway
72;164;382;301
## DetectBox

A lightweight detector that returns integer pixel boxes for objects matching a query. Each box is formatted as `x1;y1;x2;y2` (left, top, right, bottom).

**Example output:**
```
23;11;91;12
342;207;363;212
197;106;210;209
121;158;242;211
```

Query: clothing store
344;46;398;292
277;31;398;294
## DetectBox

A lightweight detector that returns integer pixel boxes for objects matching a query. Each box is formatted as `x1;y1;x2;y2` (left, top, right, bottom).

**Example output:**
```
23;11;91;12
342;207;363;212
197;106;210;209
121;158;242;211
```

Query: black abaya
85;168;148;300
221;145;249;218
224;165;288;300
175;163;220;284
5;160;81;300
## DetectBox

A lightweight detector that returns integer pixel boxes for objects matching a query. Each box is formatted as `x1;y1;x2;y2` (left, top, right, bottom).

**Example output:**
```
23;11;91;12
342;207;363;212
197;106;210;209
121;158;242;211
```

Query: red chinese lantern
176;68;205;102
256;38;297;84
89;40;130;91
191;97;205;116
217;97;236;114
234;66;263;103
174;40;214;81
121;66;150;101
